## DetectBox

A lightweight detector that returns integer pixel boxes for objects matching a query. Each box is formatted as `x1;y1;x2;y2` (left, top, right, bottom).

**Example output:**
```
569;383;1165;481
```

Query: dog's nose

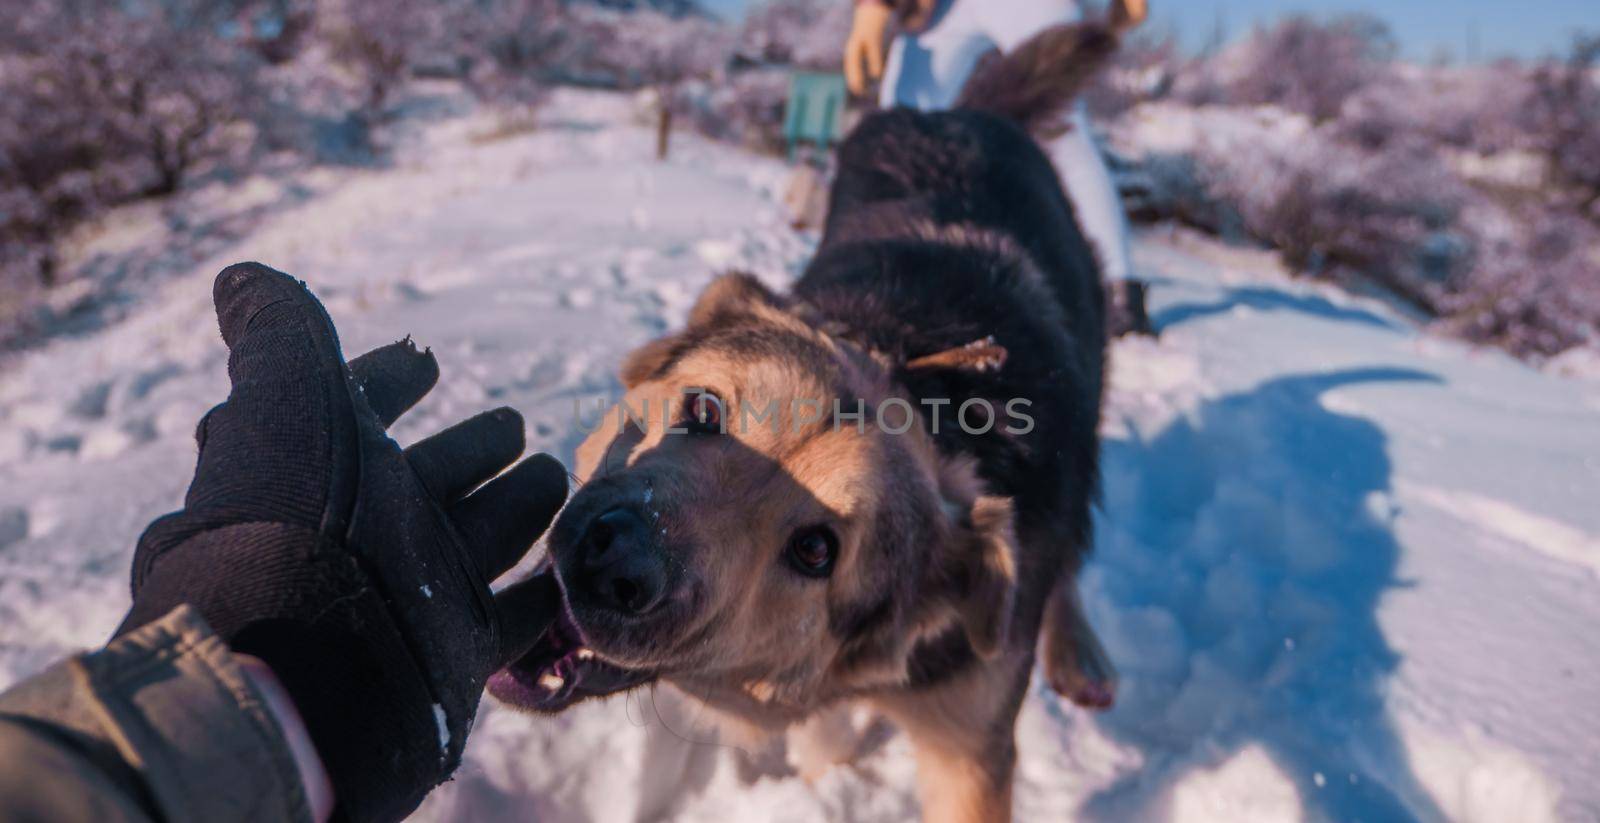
581;507;667;615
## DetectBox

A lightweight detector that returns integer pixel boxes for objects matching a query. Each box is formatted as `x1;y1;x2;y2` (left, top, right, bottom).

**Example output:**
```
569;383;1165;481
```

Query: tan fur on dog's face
550;274;1020;723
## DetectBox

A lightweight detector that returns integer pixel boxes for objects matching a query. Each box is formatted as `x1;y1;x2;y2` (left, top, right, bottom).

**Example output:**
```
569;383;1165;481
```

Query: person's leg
970;1;1137;285
883;0;1143;310
876;27;911;109
1050;104;1135;283
1056;104;1152;333
879;0;994;111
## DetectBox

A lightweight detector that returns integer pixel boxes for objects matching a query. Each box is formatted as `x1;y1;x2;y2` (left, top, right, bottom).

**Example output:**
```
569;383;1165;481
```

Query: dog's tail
953;21;1120;139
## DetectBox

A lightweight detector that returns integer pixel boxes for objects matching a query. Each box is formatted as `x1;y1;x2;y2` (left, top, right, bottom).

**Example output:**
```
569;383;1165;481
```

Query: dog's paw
1048;670;1116;710
1041;584;1119;711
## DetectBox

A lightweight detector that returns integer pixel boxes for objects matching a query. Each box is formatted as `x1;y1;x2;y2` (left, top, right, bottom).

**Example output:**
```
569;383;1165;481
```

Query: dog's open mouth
487;573;656;713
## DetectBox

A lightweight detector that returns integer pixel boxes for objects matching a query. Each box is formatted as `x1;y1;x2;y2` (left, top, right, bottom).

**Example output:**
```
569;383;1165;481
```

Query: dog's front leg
907;735;1014;823
874;662;1027;823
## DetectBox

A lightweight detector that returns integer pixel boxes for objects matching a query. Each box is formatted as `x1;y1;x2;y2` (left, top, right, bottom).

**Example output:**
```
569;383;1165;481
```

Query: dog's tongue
487;634;656;713
488;635;583;711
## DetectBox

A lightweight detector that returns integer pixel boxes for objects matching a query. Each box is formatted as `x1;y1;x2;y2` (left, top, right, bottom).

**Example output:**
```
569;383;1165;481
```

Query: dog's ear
945;493;1020;659
620;274;786;389
617;272;787;387
620;335;681;388
687;272;787;329
620;274;787;388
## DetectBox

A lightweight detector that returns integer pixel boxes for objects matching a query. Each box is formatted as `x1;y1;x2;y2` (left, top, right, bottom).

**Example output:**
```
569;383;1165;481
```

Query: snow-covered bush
1137;115;1598;357
1212;130;1471;311
1114;150;1241;239
319;0;451;123
1439;210;1600;357
452;0;586;105
674;0;855;155
0;0;261;296
439;1;733;110
1086;32;1183;120
588;9;732;90
1219;14;1395;122
1108;27;1600;361
597;11;735;156
693;67;792;154
739;0;853;71
1337;65;1537;154
1522;35;1600;214
233;0;319;65
4;0;262;198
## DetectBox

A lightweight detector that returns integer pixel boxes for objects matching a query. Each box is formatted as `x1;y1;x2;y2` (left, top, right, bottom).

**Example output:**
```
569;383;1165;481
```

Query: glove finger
193;263;359;519
214;261;346;376
452;453;569;582
405;407;525;503
348;339;440;428
493;569;563;669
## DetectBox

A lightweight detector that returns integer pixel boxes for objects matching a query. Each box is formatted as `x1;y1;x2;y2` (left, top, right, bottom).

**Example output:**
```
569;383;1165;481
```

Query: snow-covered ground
1;90;1597;822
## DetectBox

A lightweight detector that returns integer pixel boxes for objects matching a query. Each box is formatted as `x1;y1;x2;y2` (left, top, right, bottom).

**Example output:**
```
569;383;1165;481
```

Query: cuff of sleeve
74;604;314;823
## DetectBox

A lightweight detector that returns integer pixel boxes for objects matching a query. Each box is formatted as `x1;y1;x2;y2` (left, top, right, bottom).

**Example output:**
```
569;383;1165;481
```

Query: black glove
116;262;568;822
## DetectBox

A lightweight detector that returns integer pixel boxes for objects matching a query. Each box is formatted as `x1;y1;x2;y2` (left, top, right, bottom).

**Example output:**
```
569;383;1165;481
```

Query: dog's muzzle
578;507;669;616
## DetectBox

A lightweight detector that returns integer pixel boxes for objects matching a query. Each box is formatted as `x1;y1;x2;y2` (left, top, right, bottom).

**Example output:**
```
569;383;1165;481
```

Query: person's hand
1111;0;1149;32
115;263;568;822
844;0;893;97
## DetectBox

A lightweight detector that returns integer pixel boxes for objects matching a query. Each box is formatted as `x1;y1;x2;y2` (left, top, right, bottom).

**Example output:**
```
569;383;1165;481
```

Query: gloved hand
844;0;893;96
116;263;568;822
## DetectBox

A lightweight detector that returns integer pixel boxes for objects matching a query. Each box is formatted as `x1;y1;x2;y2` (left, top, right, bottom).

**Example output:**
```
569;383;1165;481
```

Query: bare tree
596;11;733;158
320;0;448;125
454;0;577;107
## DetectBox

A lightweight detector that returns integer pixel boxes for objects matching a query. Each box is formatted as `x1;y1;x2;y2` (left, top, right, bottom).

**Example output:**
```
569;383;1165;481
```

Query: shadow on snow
1152;286;1405;334
1083;367;1445;822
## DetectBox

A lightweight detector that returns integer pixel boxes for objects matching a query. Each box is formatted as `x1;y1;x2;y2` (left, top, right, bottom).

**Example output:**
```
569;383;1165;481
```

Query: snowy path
1;91;1596;822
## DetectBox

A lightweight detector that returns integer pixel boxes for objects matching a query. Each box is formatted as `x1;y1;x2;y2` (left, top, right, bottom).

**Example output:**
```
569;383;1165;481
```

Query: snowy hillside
1;90;1596;822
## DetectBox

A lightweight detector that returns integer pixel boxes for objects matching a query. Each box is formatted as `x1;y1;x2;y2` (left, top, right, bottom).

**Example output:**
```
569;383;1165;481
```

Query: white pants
879;0;1134;282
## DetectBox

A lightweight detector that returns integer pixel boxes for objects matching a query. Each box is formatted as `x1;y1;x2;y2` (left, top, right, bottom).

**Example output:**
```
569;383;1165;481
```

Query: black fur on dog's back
792;22;1116;655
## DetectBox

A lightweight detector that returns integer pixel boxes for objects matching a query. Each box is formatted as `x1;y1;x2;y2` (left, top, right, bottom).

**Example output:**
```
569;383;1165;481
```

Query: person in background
0;263;570;822
844;0;1155;336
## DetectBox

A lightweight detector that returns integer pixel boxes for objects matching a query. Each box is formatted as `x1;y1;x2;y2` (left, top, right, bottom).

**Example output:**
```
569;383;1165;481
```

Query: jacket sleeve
0;605;314;822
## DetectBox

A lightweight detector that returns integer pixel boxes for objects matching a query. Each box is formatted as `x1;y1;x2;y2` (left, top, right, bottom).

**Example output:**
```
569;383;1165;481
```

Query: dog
489;21;1121;822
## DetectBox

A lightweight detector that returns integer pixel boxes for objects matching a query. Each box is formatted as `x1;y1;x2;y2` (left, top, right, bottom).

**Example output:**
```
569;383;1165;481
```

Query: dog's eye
683;390;723;434
786;526;838;578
